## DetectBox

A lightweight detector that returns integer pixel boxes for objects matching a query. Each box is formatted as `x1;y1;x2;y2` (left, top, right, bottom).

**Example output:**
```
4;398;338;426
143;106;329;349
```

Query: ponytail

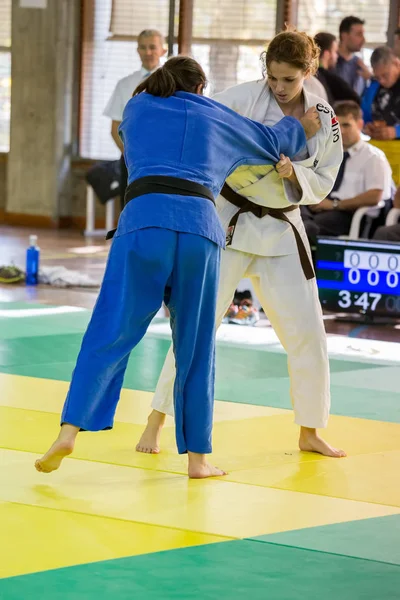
133;67;177;97
133;56;207;98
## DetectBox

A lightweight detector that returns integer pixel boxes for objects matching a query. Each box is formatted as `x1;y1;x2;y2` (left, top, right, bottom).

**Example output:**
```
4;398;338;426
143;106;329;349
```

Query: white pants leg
151;248;253;416
248;251;330;429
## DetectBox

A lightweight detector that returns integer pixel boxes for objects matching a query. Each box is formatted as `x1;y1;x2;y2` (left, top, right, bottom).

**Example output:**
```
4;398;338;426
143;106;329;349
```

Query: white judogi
304;75;328;102
152;80;343;429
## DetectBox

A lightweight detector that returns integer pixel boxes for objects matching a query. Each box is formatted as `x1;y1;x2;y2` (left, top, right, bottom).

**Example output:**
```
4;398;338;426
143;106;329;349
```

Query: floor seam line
244;537;400;568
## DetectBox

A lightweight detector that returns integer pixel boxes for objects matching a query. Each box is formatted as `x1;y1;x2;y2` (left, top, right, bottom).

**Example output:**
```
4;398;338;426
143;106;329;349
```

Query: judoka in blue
35;57;310;478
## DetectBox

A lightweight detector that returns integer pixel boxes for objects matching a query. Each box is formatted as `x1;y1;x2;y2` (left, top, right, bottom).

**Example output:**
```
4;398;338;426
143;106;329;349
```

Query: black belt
106;176;215;240
221;183;315;281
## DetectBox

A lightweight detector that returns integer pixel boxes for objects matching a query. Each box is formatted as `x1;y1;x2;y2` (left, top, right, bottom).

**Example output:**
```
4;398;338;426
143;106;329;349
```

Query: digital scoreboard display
316;237;400;318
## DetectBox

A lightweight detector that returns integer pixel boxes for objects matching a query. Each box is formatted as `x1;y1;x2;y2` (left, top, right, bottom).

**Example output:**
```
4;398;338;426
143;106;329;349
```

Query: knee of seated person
373;225;390;241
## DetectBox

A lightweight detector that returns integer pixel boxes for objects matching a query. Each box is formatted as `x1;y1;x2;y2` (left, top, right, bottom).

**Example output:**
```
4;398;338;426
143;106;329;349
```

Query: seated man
362;46;400;140
373;185;400;241
314;32;360;106
302;100;392;241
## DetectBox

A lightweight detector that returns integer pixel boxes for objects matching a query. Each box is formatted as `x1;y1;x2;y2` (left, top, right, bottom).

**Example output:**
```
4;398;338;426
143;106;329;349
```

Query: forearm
338;190;383;211
287;169;301;190
270;116;306;159
111;120;124;152
393;188;400;208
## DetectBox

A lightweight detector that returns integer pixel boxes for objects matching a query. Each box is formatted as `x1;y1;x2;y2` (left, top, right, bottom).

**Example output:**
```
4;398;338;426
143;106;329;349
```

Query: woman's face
267;60;308;104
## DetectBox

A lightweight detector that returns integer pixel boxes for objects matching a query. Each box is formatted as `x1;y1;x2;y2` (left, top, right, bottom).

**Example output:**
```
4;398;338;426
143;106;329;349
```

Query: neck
319;57;329;70
344;137;360;151
143;64;158;72
276;89;304;115
339;43;352;60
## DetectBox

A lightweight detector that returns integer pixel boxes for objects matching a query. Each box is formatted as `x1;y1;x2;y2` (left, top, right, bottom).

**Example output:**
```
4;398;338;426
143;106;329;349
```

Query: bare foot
299;427;346;458
136;410;166;454
188;451;227;479
35;424;79;473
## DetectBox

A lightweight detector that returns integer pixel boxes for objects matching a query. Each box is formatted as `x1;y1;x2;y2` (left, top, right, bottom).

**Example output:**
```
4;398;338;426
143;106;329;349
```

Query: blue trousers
61;228;220;454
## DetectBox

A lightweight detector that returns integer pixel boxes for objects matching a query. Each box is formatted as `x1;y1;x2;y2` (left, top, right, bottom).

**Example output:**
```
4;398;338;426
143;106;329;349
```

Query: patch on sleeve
330;111;340;143
317;103;340;142
316;102;330;114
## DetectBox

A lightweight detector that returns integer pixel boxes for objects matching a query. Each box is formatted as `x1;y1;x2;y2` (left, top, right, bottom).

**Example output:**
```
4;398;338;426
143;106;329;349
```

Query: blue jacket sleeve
266;116;307;158
226;111;307;166
361;80;379;124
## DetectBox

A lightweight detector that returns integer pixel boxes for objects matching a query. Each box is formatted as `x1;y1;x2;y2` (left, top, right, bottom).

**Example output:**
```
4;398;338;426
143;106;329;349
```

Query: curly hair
261;27;320;76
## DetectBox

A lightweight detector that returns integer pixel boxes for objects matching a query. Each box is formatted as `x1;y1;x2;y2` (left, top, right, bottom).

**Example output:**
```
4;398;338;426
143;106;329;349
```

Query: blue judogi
62;91;306;454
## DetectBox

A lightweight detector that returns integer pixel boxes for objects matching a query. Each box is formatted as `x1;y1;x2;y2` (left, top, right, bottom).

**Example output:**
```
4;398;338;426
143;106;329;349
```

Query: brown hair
314;32;337;55
133;56;207;98
334;100;362;120
339;16;365;40
261;27;320;76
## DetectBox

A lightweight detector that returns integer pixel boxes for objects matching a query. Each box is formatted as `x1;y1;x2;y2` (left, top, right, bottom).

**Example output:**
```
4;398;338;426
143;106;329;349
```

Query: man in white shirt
103;29;166;206
302;100;392;240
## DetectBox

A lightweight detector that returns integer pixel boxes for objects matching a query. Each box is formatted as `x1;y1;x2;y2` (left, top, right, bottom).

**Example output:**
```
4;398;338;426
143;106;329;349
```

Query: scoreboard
316;237;400;318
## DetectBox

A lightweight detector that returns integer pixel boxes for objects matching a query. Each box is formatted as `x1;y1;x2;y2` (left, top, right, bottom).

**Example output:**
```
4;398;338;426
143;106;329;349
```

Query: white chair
385;207;400;226
347;200;386;239
84;186;115;237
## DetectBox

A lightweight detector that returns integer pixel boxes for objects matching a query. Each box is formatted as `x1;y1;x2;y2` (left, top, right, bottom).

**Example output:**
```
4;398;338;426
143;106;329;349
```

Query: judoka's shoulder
213;79;266;108
310;96;336;124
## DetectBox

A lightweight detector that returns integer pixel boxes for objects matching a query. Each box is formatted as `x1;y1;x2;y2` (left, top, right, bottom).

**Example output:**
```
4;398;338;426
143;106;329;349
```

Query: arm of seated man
336;189;383;211
394;186;400;209
368;124;397;141
111;120;124;152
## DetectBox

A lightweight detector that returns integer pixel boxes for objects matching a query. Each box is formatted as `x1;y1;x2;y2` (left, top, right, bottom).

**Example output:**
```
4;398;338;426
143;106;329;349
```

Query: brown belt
221;183;315;280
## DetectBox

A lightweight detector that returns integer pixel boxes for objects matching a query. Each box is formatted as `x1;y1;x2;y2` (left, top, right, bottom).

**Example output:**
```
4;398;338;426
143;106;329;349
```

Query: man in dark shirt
314;32;360;105
334;16;371;96
362;46;400;140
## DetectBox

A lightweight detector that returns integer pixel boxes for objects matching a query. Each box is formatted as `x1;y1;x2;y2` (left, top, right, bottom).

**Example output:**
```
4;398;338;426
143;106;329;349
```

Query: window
297;0;390;47
80;0;175;159
0;0;11;152
191;0;276;94
80;0;277;159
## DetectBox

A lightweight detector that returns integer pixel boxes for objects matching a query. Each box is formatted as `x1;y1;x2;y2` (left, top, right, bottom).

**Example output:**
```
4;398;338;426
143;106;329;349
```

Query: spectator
301;100;392;240
373;186;400;241
103;29;166;207
334;16;371;96
362;46;400;140
314;32;360;105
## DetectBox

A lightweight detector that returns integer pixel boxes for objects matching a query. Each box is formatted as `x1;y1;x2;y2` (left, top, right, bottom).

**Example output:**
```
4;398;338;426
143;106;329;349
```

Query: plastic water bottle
26;235;40;285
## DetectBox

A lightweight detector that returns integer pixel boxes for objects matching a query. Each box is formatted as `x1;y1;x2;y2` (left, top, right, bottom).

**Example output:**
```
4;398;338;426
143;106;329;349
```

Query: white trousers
152;244;330;429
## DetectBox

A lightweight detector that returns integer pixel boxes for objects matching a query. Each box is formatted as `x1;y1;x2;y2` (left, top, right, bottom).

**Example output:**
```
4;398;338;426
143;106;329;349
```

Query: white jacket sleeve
103;81;125;121
283;110;343;206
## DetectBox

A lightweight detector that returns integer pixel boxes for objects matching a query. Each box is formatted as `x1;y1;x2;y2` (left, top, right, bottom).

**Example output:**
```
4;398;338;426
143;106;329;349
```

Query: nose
276;82;285;93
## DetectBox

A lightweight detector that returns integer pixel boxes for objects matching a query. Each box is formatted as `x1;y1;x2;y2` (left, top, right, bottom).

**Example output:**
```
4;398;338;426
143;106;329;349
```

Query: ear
358;118;364;130
161;47;167;57
303;68;312;80
195;83;204;95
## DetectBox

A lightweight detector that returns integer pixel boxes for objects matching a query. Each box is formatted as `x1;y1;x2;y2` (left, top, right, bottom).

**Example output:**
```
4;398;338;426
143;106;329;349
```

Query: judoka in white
138;30;347;459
